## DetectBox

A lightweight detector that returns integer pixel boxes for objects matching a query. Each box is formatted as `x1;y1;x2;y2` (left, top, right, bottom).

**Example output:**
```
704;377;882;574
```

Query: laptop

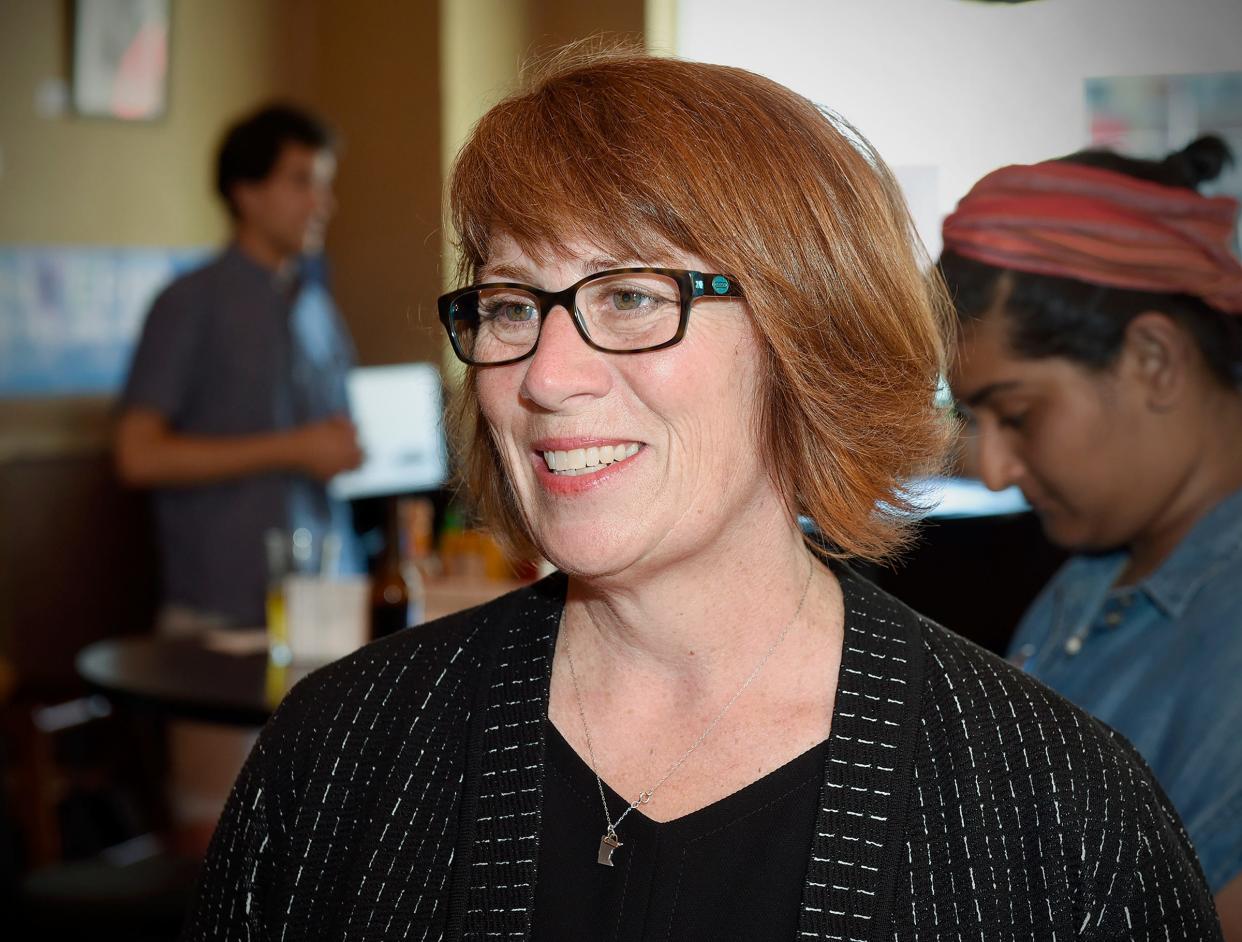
328;363;449;500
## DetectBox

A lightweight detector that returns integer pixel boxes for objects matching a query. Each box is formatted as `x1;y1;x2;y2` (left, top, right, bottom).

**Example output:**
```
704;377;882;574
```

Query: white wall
677;0;1242;256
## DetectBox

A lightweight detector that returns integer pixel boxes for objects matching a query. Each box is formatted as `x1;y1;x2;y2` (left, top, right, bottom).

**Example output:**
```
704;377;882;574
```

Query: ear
230;179;260;223
1120;311;1192;411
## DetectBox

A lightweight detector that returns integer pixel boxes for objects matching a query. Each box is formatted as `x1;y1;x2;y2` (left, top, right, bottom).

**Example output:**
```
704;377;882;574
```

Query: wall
677;0;1242;256
528;0;645;55
439;0;647;292
0;0;445;368
0;0;315;246
311;0;443;365
0;0;642;374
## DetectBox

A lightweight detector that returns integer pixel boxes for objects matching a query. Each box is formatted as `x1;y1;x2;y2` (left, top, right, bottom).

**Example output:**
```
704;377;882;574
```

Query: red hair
447;48;953;562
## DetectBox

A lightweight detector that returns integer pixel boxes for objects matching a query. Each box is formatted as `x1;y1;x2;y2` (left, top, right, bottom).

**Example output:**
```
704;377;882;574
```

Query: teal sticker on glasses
711;275;730;295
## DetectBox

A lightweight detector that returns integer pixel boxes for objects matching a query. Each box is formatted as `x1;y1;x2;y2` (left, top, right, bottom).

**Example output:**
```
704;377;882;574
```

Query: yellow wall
0;0;651;384
439;0;534;293
529;0;646;54
0;0;445;366
0;0;316;246
439;0;648;272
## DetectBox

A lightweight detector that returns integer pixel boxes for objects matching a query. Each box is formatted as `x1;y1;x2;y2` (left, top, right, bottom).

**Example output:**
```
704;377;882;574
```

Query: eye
611;289;656;311
500;303;537;322
998;411;1028;431
479;296;538;323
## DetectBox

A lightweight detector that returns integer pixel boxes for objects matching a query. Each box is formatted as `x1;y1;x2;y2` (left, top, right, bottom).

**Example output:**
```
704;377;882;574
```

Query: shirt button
1064;636;1084;655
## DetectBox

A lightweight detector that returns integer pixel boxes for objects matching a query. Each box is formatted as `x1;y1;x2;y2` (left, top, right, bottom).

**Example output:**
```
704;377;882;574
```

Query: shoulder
142;254;227;323
917;613;1169;806
1180;544;1242;631
1008;553;1113;649
838;568;1214;931
838;567;1122;774
836;560;1219;935
909;616;1216;934
256;576;564;779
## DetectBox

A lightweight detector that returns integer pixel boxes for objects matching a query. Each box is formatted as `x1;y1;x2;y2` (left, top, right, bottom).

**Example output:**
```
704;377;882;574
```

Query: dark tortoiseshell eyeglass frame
437;267;745;366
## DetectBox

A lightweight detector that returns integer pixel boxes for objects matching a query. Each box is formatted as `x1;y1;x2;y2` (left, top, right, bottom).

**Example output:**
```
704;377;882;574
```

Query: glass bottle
370;501;423;639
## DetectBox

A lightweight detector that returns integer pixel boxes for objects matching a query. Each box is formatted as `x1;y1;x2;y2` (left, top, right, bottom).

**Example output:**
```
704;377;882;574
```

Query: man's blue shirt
1009;486;1242;892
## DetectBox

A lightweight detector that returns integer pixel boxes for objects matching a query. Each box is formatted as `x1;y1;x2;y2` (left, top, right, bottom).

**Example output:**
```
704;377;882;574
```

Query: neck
1122;391;1242;584
233;226;295;274
560;510;826;698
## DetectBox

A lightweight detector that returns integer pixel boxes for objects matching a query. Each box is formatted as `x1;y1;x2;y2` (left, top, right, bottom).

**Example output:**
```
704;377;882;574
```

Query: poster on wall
72;0;170;121
0;247;205;397
1086;72;1242;252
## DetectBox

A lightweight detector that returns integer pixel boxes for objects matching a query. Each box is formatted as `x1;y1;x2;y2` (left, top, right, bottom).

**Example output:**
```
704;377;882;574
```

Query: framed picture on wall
71;0;170;121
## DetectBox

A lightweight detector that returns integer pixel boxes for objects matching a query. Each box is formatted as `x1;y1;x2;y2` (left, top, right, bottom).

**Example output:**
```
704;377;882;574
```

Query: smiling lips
541;442;641;477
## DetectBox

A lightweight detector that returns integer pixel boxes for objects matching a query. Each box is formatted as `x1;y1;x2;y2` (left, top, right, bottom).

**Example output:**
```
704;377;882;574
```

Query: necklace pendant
597;831;622;867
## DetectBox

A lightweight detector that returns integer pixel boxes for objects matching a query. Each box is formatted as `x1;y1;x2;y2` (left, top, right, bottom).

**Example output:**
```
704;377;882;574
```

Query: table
77;636;294;727
76;575;529;727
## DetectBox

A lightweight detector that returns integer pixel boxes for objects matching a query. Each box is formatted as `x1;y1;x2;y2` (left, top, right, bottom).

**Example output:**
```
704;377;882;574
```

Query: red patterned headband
941;161;1242;314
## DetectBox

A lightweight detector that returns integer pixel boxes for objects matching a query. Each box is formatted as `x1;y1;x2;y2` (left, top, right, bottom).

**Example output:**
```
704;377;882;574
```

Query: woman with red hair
183;53;1220;940
944;136;1242;937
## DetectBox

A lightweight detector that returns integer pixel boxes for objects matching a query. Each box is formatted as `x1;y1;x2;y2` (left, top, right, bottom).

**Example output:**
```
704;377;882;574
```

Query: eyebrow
476;262;530;282
960;380;1023;410
477;255;641;286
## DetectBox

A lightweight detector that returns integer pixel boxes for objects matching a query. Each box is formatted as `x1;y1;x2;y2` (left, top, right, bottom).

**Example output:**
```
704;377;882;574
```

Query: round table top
76;636;311;727
74;578;530;726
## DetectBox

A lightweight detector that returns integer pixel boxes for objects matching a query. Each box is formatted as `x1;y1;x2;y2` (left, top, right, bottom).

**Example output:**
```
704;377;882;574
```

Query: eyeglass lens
450;271;683;363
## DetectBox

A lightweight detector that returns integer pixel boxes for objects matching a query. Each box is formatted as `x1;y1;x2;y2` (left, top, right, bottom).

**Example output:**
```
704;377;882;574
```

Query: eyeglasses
438;267;744;366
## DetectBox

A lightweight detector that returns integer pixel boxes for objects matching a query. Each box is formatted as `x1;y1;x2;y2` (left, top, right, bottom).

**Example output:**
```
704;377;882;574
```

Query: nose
975;423;1026;492
519;304;612;410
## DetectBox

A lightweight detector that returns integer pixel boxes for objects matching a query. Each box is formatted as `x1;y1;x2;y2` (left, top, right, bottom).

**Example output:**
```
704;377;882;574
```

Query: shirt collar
1138;484;1242;617
222;242;304;296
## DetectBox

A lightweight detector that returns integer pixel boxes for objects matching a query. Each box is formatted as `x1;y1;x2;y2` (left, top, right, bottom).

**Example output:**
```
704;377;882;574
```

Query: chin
524;503;670;581
533;529;644;581
1038;514;1113;555
1037;517;1080;551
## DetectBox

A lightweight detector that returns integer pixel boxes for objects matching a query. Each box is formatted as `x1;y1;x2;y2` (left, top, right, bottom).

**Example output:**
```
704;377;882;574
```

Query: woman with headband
943;136;1242;934
183;54;1220;940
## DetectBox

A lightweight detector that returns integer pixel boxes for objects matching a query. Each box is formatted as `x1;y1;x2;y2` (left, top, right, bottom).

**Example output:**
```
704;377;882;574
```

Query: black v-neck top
532;724;828;940
184;568;1222;941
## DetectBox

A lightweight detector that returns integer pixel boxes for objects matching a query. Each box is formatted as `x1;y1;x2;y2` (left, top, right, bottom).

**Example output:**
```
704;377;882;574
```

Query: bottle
399;496;439;581
439;503;466;576
370;500;423;639
264;529;292;666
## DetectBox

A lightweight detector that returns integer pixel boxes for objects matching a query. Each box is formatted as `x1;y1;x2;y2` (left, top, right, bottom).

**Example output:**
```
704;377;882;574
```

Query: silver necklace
562;559;815;866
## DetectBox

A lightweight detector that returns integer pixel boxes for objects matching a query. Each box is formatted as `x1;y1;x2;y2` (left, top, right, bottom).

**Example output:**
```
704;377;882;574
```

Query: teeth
541;442;641;475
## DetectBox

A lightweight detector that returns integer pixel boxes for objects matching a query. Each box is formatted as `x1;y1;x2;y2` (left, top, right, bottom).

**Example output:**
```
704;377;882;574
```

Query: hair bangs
449;81;711;283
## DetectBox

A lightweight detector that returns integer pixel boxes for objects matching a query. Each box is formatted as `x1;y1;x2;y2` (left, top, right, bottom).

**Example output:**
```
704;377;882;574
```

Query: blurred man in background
114;104;362;842
116;103;363;637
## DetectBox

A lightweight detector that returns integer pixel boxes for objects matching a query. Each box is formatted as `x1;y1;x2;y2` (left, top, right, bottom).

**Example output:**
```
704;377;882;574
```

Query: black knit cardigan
183;565;1221;941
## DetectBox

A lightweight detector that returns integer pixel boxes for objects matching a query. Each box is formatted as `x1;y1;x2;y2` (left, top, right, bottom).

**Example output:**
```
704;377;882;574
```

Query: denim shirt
1008;486;1242;892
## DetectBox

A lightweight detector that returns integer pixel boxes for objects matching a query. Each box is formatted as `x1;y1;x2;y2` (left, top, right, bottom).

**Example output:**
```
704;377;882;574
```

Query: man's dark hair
215;103;337;218
939;135;1242;388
